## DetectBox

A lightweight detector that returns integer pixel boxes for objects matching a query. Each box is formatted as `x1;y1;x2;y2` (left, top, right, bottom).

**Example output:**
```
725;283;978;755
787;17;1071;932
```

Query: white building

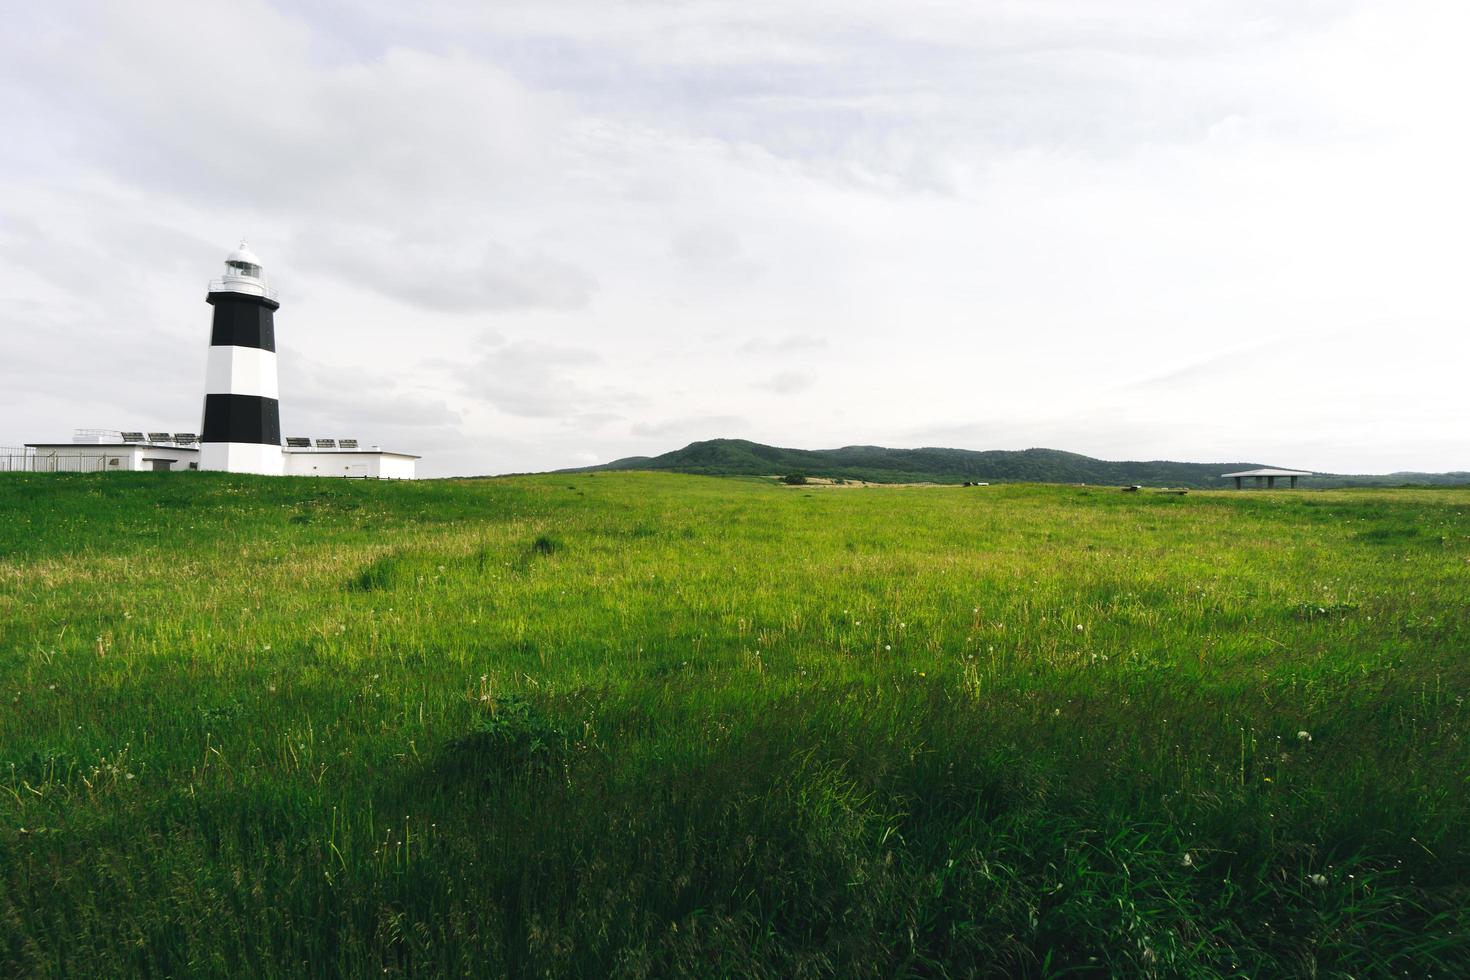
16;432;199;473
282;440;418;479
7;431;420;478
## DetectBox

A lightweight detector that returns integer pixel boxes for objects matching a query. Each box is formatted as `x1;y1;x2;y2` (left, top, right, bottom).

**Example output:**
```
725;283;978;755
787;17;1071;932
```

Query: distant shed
1222;467;1312;489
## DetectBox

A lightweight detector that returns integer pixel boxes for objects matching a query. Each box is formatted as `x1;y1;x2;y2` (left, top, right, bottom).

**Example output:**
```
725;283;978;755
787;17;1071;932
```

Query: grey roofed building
1222;467;1313;489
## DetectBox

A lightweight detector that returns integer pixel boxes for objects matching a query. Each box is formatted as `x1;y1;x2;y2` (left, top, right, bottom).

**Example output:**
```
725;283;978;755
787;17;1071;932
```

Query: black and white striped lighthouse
200;242;284;475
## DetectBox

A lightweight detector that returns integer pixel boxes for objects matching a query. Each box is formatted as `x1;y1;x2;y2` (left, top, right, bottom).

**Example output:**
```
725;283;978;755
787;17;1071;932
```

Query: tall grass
1;472;1467;976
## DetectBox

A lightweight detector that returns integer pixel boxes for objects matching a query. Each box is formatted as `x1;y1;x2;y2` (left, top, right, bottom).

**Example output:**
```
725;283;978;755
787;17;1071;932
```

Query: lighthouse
200;242;284;475
16;240;419;478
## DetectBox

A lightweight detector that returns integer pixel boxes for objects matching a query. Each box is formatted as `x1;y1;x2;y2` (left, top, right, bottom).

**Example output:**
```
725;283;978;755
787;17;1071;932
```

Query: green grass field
1;472;1467;977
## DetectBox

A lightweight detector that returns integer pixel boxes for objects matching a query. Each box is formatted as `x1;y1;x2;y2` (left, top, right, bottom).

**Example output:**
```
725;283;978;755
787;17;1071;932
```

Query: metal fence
0;449;112;473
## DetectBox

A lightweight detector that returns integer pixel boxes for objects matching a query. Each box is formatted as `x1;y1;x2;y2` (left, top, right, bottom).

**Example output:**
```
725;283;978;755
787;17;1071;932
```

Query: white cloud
631;415;748;439
296;228;596;313
739;335;829;355
752;371;817;395
453;339;638;421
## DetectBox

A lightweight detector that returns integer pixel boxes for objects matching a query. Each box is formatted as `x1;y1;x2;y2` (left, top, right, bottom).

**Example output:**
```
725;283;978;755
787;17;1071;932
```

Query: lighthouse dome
209;240;277;300
225;241;264;276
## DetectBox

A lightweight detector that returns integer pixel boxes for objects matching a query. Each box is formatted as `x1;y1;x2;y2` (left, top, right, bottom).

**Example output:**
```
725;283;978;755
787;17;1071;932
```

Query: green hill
567;438;1470;488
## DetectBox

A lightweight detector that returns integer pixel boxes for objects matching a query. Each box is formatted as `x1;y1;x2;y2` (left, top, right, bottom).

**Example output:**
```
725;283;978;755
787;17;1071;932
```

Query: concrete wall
377;455;417;480
20;445;415;478
282;451;417;479
201;441;284;476
24;445;199;473
136;447;201;472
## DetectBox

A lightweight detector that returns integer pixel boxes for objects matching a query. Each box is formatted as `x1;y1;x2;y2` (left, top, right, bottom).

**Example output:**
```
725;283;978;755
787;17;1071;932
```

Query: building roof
25;442;198;452
1221;468;1313;478
282;448;421;459
28;442;416;459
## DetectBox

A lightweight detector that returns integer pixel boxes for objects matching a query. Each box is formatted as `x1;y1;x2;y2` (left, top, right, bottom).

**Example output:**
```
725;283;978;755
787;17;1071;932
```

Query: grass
0;471;1467;977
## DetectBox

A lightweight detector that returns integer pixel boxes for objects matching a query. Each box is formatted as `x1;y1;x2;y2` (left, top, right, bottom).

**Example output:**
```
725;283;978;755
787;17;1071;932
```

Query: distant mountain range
562;438;1470;489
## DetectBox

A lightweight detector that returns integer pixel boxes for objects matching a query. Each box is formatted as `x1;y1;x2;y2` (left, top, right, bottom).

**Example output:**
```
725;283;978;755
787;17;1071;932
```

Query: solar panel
172;433;198;445
285;437;311;448
147;432;171;443
315;438;336;449
339;439;358;449
121;431;145;443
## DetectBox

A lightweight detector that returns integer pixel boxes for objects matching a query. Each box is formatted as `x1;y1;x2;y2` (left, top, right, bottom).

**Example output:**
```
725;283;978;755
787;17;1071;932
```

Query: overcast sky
3;0;1466;476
